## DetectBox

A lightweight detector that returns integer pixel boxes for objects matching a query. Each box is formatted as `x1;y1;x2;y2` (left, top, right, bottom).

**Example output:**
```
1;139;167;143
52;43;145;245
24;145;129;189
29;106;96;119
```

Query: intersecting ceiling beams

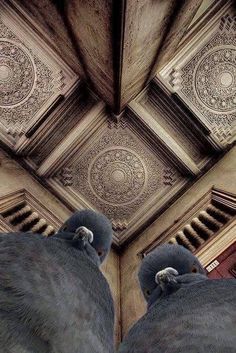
16;0;203;113
66;0;205;112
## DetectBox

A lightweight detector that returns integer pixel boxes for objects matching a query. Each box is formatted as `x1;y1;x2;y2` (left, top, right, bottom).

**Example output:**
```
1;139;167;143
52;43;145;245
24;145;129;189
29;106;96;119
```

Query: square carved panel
160;3;236;145
0;1;78;148
48;114;186;245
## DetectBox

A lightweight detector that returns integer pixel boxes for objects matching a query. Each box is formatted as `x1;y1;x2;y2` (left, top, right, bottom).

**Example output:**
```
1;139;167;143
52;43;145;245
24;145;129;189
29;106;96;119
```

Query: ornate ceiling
0;0;235;248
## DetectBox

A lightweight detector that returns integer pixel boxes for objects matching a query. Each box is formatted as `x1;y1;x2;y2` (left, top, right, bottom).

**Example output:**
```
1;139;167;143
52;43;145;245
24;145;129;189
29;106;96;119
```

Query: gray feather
119;244;236;353
0;210;114;353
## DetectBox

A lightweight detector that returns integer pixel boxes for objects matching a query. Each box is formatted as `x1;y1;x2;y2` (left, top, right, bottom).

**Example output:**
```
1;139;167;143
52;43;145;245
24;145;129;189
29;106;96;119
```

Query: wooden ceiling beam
37;101;106;177
63;0;203;112
128;100;201;176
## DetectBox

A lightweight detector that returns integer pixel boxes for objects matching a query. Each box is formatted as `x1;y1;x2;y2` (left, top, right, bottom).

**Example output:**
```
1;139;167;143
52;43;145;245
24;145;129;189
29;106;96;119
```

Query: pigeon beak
73;226;94;244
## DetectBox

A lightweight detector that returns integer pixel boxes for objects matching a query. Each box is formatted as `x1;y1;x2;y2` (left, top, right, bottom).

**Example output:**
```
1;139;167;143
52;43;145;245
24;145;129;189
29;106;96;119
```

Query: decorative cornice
0;189;63;235
139;187;236;257
128;101;200;176
36;101;106;177
151;76;224;153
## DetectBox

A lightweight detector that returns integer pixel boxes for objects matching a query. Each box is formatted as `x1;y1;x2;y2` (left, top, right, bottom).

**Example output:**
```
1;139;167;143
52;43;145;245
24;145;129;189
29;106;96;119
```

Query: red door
206;242;236;279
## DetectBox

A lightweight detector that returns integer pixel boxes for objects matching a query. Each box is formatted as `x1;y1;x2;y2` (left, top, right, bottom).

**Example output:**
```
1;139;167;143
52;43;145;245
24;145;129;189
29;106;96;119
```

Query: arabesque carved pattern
0;18;64;137
89;148;146;205
0;40;36;107
55;127;181;226
58;167;73;186
170;14;236;144
194;47;236;113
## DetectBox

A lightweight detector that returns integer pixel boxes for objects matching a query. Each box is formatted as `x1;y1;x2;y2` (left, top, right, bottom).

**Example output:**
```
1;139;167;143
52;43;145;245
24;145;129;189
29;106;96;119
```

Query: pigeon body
119;279;236;353
119;244;236;353
0;210;114;353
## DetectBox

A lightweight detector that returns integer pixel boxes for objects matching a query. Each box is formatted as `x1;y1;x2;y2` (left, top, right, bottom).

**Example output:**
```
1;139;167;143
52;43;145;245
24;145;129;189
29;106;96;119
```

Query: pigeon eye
191;266;198;273
145;289;151;297
97;250;104;257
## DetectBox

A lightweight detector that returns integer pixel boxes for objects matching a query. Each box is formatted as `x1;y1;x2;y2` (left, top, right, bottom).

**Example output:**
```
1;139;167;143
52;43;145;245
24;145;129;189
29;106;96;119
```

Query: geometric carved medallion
0;18;55;133
54;119;184;242
160;7;236;145
194;47;236;114
89;148;146;206
0;40;36;107
0;2;78;145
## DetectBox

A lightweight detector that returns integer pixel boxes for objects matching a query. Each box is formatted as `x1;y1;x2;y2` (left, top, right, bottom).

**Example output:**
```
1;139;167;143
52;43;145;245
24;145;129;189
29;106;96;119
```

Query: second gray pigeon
118;244;236;353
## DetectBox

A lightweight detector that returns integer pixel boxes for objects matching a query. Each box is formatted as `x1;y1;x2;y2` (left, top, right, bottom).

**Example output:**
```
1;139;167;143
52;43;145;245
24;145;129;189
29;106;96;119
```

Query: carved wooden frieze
160;2;236;145
49;114;186;245
0;1;78;148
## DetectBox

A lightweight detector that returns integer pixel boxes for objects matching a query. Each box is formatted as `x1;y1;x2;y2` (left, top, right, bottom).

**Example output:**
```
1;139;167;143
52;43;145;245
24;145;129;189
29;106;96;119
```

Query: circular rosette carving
89;148;147;205
194;47;236;113
0;40;36;107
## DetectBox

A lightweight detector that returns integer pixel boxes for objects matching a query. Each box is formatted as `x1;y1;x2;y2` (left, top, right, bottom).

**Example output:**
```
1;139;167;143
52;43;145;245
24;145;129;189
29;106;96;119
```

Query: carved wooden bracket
0;189;62;235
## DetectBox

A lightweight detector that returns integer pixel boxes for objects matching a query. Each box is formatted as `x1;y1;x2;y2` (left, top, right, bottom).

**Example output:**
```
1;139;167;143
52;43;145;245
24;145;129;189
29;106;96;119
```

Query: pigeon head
58;209;113;263
138;244;205;302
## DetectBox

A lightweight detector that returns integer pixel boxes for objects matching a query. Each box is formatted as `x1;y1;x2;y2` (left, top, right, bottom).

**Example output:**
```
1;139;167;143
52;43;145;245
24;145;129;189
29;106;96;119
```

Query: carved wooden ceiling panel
0;0;235;248
160;2;236;145
49;114;186;245
0;1;79;149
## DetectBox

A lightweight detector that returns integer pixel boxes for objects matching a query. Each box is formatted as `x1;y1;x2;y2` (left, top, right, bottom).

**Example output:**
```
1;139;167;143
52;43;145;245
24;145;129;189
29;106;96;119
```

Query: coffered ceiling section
24;97;218;246
159;1;236;146
0;1;79;150
0;0;235;247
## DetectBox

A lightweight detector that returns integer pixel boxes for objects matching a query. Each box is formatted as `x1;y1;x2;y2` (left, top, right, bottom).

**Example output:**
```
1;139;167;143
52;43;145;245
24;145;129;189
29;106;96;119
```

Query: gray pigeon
118;244;236;353
0;209;114;353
